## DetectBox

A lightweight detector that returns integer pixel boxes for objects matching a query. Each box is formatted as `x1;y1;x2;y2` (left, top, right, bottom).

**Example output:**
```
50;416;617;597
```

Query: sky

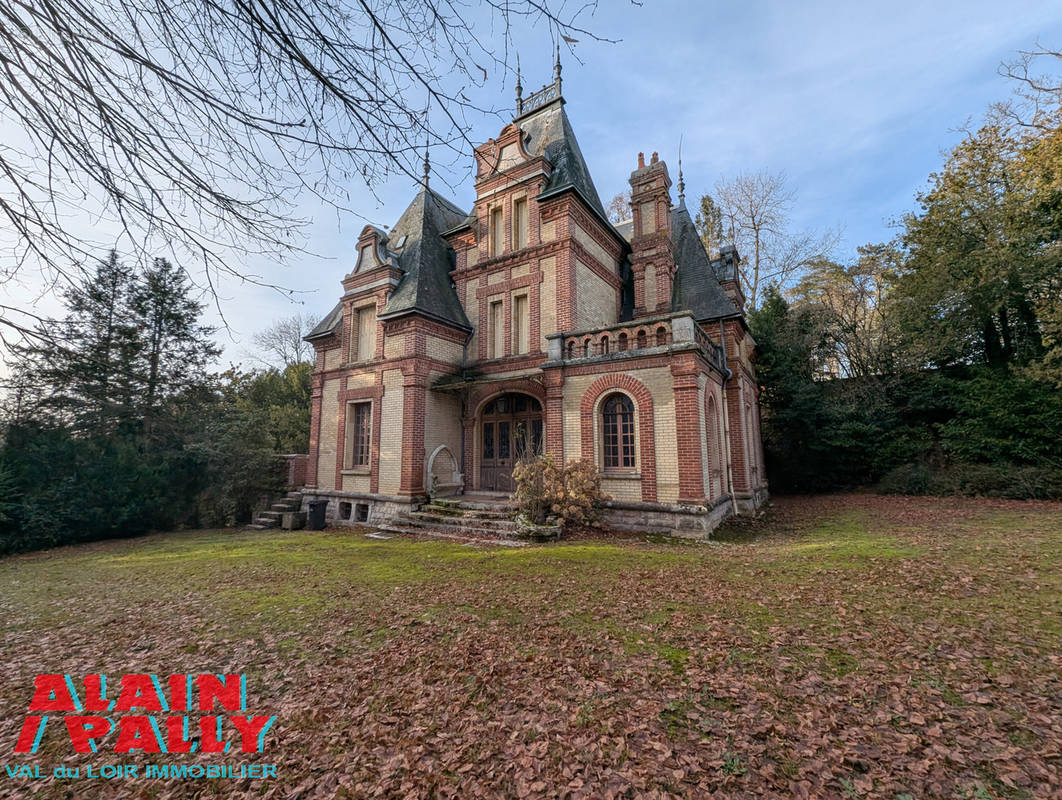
8;0;1062;367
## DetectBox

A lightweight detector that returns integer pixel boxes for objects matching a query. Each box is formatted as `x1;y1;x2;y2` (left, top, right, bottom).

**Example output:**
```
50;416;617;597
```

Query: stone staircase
374;494;530;546
248;491;304;530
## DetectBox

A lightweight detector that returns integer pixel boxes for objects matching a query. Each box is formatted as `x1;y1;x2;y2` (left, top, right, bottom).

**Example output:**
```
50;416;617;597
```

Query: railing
546;313;726;373
517;80;561;116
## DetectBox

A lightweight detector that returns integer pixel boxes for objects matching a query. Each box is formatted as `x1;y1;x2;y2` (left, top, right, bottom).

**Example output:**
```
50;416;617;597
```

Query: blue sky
11;0;1062;365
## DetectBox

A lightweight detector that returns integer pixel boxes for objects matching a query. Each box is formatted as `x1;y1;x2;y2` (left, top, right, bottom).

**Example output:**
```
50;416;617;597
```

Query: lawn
0;494;1060;799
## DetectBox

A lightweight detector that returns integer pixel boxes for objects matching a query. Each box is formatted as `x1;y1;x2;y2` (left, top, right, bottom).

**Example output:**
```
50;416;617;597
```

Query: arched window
655;326;668;346
636;329;647;350
583;339;591;358
602;393;636;470
600;335;610;355
707;395;722;498
618;332;628;351
566;340;575;360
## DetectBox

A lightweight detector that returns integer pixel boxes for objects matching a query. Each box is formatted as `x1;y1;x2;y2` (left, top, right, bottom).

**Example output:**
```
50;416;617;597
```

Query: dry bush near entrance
512;456;605;529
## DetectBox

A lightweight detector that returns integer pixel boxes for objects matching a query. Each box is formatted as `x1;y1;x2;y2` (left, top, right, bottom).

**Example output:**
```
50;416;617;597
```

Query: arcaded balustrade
545;313;726;372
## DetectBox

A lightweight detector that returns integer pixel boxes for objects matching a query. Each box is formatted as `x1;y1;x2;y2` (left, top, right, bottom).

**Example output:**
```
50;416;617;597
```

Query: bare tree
251;313;317;368
790;244;900;379
705;170;837;308
997;45;1062;131
606;190;631;224
0;0;615;340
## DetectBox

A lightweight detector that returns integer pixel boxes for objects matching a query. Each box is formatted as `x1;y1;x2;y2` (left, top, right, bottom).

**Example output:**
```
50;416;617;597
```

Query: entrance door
479;393;543;492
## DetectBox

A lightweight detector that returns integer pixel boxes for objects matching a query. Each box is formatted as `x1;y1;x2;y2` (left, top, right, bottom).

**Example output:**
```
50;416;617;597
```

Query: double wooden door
479;393;543;492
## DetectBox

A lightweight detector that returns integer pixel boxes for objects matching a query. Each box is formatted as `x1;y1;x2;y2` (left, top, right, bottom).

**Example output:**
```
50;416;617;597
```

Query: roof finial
515;53;523;115
677;134;686;205
422;140;430;189
554;43;562;89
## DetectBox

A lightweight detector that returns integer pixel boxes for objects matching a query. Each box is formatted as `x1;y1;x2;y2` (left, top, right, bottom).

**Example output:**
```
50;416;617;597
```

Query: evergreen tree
9;250;141;433
128;257;220;437
694;193;726;257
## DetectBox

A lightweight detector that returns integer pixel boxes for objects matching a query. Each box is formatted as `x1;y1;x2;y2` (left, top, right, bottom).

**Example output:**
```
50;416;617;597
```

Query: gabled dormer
343;224;402;297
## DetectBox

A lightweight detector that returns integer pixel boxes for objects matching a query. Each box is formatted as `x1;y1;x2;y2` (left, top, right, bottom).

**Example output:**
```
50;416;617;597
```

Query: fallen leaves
0;494;1059;798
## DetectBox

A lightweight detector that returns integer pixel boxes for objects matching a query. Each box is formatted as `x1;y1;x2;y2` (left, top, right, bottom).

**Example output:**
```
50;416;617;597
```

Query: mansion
301;64;767;535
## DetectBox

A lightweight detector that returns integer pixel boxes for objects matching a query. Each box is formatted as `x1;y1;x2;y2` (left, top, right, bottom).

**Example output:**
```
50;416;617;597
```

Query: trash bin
307;500;328;531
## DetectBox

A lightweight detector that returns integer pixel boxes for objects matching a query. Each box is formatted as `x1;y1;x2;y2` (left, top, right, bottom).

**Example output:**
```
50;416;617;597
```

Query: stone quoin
301;62;767;536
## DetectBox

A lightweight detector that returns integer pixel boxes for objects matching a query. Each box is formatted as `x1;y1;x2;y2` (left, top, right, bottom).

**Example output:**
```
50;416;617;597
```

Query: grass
0;494;1060;799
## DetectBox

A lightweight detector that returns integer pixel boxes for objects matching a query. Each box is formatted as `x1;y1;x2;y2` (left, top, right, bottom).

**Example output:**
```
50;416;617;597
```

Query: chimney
628;153;675;318
717;244;746;313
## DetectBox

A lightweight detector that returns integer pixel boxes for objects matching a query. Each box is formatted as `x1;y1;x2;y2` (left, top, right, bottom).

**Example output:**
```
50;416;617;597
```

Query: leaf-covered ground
0;494;1060;799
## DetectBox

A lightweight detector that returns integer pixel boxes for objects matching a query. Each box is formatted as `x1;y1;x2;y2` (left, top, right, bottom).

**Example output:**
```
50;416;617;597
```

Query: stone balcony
544;312;727;373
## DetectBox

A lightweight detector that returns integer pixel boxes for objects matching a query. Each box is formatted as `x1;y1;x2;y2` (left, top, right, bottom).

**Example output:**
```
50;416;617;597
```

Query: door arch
478;392;543;492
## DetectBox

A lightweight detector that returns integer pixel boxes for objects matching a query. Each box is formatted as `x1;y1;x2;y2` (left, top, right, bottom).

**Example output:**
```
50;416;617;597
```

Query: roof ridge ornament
515;53;523;115
677;135;686;206
422;140;430;189
513;45;565;120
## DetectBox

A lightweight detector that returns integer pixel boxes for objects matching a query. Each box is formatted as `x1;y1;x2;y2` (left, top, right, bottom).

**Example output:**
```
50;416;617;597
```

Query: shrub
877;462;1062;500
512;456;604;529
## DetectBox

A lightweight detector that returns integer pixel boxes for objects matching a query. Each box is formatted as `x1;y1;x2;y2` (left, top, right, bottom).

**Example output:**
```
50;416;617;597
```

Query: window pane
513;294;529;354
356;307;375;361
602;394;635;470
483;422;494;460
350;402;371;466
514;198;528;249
498;421;510;459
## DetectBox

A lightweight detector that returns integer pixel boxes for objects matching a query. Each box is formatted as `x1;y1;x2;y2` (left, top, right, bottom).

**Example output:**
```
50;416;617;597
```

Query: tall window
512;294;529;354
489;300;505;358
354;305;375;362
602;393;635;470
490;206;504;256
512;197;528;250
347;402;372;468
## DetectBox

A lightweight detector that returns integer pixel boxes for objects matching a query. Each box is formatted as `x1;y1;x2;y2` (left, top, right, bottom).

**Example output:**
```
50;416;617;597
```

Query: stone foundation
733;485;769;514
601;495;734;539
298;489;424;527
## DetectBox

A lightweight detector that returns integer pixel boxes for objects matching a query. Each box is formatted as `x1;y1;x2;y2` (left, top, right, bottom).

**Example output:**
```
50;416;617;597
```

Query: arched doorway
479;393;543;492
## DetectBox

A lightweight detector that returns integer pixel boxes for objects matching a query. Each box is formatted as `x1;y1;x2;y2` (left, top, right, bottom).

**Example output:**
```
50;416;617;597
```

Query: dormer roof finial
515;53;523;114
554;43;562;89
422;141;430;188
677;135;686;205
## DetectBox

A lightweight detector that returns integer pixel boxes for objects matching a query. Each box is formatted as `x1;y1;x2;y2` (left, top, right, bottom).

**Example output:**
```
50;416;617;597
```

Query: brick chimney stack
629;152;675;317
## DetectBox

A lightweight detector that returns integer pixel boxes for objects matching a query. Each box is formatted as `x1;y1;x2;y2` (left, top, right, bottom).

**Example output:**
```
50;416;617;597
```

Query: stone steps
248;493;304;531
431;497;517;513
373;524;526;548
397;515;522;540
409;511;517;531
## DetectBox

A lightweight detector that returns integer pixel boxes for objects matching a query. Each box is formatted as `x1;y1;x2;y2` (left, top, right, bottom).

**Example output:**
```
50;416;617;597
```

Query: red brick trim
464;378;547;491
333;383;383;492
475;270;542;298
571;240;622;290
579;374;657;502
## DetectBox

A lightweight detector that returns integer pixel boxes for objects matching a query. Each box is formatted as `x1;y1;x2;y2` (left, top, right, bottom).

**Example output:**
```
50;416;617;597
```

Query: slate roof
306;187;471;341
305;301;343;341
670;203;741;321
613;207;740;322
519;100;608;221
378;188;471;330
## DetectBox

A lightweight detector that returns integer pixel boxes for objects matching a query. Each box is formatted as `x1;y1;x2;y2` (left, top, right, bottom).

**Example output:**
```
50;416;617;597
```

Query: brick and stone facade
301;71;767;535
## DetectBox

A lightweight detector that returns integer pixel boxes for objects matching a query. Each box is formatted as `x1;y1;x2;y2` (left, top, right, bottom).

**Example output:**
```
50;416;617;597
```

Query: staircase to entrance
375;493;529;545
